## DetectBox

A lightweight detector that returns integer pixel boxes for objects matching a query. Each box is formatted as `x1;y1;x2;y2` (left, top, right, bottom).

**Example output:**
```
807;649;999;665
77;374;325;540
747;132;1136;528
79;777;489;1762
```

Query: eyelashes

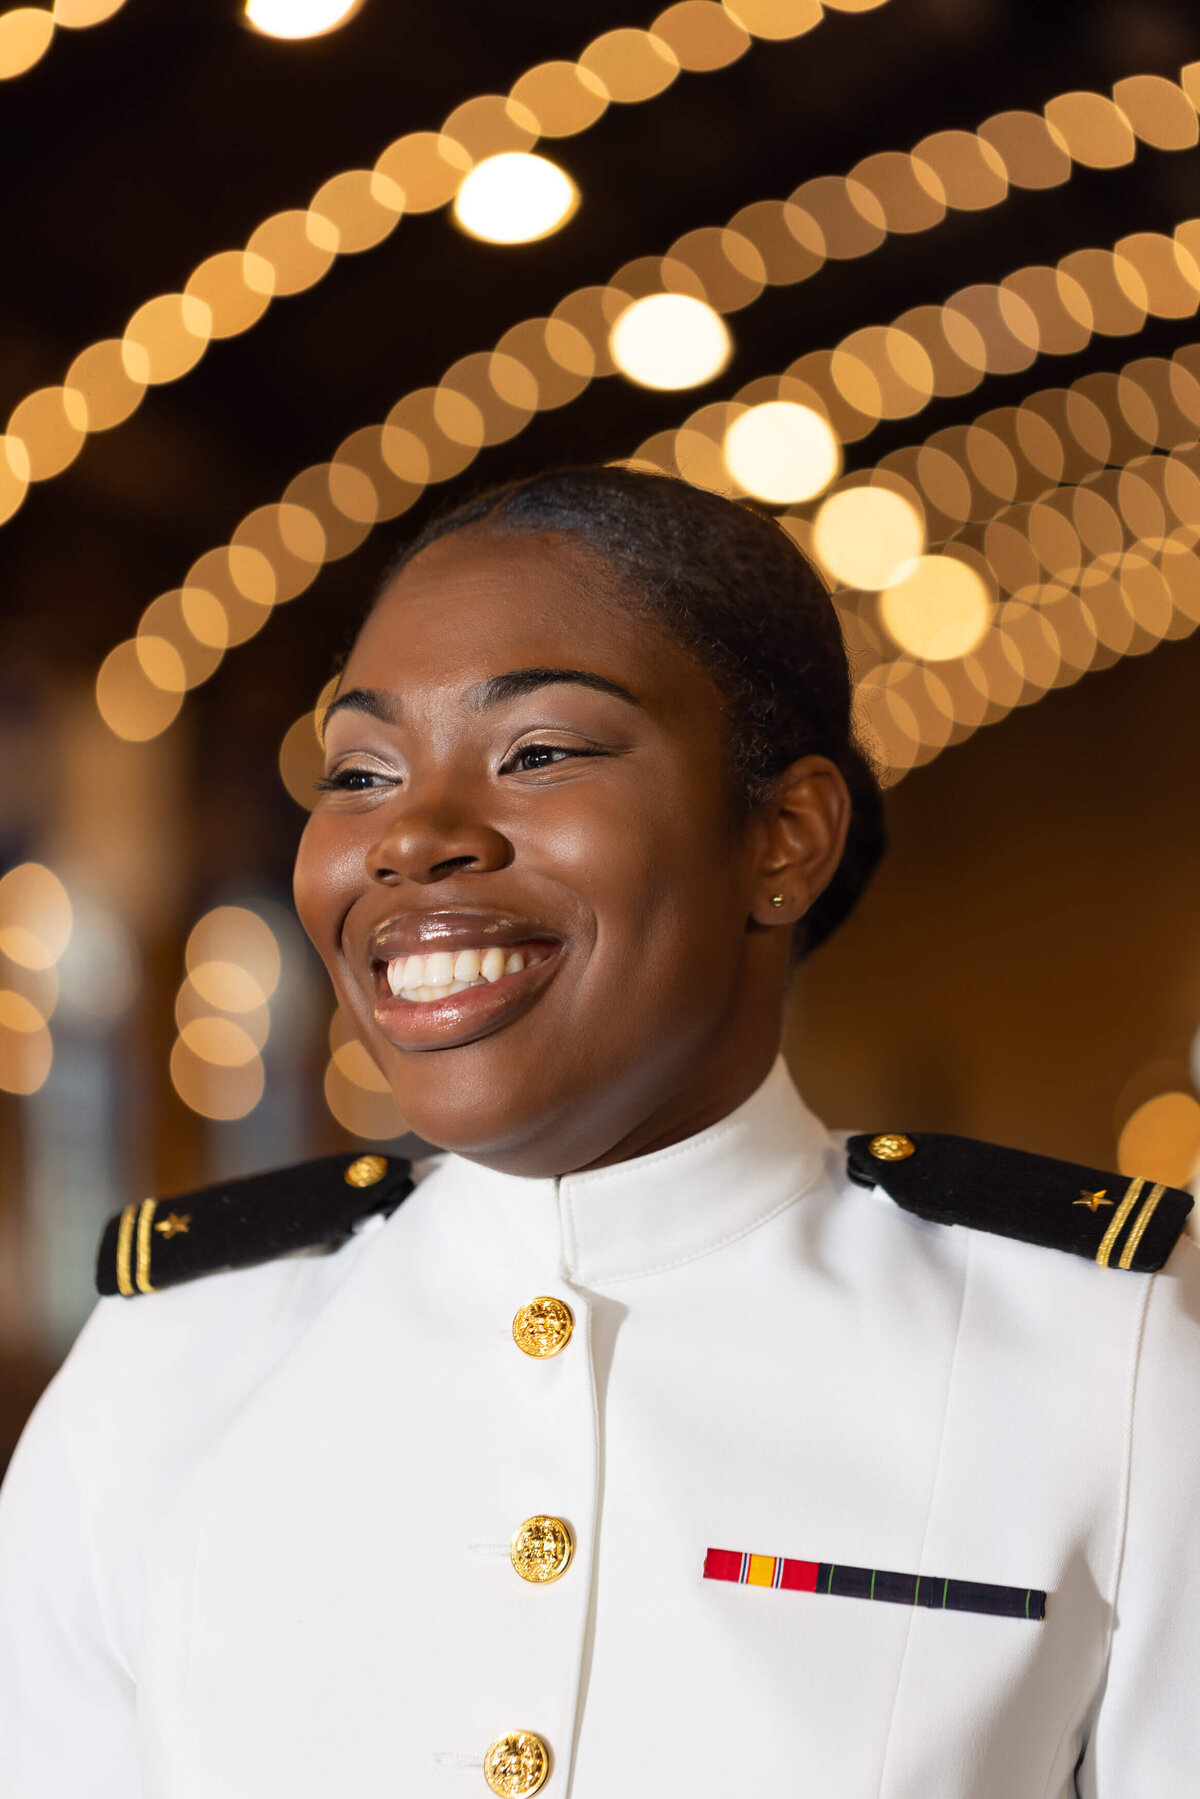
313;769;391;793
502;743;603;773
315;742;605;794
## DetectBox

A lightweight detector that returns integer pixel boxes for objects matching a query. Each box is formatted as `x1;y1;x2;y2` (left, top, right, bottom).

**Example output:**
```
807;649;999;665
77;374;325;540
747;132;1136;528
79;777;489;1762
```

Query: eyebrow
321;688;402;731
465;667;643;711
322;668;643;733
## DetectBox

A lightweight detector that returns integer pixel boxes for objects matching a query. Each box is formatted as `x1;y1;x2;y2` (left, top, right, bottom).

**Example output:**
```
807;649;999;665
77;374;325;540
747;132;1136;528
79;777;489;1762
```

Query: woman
1;467;1196;1797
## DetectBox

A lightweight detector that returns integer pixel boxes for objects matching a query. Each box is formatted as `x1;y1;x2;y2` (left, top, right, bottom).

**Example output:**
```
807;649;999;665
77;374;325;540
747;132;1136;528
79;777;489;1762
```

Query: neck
577;1040;782;1172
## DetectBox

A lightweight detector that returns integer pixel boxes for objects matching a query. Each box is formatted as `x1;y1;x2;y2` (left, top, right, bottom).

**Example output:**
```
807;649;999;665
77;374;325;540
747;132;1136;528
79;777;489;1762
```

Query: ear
749;756;852;929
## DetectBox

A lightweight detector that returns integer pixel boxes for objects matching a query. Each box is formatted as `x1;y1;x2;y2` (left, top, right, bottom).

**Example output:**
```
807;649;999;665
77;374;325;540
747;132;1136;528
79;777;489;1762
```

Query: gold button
512;1296;574;1358
483;1731;550;1796
510;1515;573;1584
869;1134;916;1162
344;1154;388;1188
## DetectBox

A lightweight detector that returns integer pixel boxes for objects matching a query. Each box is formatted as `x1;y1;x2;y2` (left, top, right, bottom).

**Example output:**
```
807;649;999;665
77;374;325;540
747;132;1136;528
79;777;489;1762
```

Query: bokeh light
91;56;1200;756
279;708;325;809
244;0;362;37
0;9;54;80
453;152;578;245
325;1009;407;1139
169;906;283;1120
1117;1092;1200;1187
723;401;840;501
95;640;184;741
609;293;730;390
0;863;73;971
170;1035;265;1121
879;556;992;661
0;989;52;1095
812;486;925;589
186;906;281;999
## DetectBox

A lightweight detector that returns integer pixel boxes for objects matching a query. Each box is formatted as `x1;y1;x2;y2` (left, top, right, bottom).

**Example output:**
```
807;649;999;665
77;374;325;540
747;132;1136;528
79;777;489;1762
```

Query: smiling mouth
380;940;557;1003
368;935;563;1051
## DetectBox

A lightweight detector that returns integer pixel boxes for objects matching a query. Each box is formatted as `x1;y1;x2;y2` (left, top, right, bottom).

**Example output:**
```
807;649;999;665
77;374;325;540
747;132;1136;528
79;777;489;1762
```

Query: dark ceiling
3;0;1200;896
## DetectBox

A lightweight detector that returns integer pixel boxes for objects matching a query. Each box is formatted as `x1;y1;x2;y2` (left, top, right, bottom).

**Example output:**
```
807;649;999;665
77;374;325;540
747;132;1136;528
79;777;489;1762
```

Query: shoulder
94;1149;415;1299
10;1151;429;1526
846;1130;1194;1276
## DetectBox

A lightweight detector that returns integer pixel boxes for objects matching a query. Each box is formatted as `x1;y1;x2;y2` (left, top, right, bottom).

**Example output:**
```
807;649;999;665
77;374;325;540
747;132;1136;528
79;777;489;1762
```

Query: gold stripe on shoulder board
1095;1177;1144;1268
1119;1183;1166;1271
115;1203;138;1297
135;1198;158;1293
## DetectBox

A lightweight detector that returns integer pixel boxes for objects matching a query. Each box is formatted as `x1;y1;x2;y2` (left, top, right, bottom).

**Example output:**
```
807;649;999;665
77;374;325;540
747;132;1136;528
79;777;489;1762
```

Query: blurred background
2;0;1200;1464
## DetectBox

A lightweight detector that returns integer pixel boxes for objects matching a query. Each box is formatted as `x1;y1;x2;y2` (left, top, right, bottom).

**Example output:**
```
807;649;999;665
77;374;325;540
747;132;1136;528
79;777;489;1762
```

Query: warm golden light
95;640;183;741
244;0;362;38
188;959;268;1014
453;153;578;246
121;293;212;386
812;485;925;589
723;401;840;501
170;1035;264;1120
323;1054;407;1139
186;906;281;1000
0;9;54;80
0;862;73;970
723;0;823;38
1118;1091;1200;1187
879;555;992;660
180;1015;261;1068
53;0;126;23
0;1004;52;1094
0;990;47;1033
609;293;730;390
279;710;324;810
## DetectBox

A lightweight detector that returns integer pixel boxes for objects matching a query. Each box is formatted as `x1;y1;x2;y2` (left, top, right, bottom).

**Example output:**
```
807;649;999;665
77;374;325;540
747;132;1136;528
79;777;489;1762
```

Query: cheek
293;815;362;955
528;769;740;948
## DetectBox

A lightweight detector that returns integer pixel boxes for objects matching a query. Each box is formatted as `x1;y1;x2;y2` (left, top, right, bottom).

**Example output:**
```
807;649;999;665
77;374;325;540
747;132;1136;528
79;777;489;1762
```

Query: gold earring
770;894;785;908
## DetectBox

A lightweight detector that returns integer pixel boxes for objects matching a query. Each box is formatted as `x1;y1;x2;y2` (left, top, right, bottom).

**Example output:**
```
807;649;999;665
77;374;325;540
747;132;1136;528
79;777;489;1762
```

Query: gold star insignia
154;1211;191;1238
1074;1190;1111;1212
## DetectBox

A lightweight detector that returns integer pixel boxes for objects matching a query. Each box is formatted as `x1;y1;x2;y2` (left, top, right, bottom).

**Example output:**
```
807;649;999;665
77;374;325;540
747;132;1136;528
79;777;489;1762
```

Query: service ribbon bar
704;1548;1046;1622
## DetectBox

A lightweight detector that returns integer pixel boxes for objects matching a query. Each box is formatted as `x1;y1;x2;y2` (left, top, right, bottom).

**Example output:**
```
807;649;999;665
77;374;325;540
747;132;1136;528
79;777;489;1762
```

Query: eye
504;741;600;774
313;767;395;794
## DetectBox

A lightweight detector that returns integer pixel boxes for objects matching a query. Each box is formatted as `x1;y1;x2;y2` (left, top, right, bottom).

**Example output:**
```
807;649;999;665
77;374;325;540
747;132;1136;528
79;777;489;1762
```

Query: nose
367;788;511;887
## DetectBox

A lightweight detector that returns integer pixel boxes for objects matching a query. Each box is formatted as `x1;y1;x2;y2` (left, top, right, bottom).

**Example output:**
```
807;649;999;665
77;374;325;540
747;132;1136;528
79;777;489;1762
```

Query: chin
381;1027;654;1177
379;1045;568;1171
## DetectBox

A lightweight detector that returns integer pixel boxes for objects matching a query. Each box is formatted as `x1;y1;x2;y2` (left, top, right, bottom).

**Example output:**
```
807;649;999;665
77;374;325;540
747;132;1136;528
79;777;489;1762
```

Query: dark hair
378;465;885;959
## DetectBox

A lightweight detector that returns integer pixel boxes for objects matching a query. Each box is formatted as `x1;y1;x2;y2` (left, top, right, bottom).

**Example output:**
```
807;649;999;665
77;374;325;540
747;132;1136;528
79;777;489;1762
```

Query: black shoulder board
96;1152;414;1298
847;1132;1193;1273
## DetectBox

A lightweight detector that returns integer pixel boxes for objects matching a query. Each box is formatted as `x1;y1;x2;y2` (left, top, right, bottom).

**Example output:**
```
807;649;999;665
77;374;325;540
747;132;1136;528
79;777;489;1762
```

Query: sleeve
1078;1235;1200;1794
0;1367;141;1798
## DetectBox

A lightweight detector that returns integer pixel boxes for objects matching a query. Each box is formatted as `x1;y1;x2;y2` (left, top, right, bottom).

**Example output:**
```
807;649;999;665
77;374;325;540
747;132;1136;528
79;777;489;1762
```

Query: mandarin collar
416;1057;834;1288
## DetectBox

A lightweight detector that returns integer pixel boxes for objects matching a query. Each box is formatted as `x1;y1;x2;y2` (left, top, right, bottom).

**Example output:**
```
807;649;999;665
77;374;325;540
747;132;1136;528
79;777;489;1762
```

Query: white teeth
386;942;548;1002
481;947;506;983
425;951;455;986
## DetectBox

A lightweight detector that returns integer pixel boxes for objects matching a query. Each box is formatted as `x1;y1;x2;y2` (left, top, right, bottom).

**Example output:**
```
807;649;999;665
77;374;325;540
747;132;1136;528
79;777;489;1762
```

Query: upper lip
367;909;563;964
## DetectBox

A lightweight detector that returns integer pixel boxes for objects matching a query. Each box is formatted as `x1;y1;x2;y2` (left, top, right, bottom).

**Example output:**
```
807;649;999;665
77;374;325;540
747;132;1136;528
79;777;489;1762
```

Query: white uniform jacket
2;1058;1199;1797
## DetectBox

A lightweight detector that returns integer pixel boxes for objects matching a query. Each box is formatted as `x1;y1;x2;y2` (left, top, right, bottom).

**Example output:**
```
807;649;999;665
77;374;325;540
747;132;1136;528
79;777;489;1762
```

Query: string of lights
0;0;876;543
797;352;1200;781
92;62;1200;746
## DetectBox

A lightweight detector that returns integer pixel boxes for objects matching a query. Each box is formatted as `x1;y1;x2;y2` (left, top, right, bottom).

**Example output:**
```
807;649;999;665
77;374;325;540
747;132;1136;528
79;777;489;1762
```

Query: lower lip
371;945;563;1050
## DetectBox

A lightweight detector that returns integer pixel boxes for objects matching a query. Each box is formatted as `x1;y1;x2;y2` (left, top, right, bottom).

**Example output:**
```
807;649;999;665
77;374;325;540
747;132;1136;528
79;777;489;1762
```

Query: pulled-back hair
380;465;885;959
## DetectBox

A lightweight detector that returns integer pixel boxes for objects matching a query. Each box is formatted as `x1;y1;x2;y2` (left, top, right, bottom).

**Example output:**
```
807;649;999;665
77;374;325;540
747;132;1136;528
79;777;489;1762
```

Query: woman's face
294;529;821;1175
